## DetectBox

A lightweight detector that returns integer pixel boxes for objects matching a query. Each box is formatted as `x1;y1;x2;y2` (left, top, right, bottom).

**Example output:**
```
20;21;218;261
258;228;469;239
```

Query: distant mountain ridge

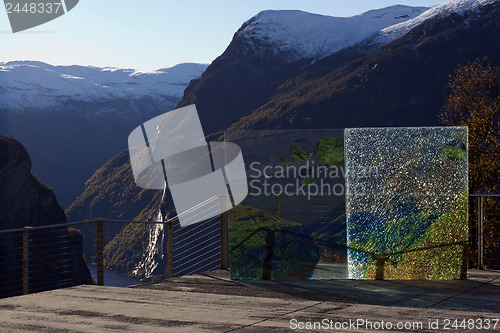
0;61;208;207
0;61;207;112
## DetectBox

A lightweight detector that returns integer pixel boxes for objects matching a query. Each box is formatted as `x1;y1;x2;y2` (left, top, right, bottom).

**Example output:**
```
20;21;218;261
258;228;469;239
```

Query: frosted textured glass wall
345;127;468;280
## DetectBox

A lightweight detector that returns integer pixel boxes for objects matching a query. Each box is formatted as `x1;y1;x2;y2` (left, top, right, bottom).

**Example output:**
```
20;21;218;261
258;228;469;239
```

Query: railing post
96;220;104;286
477;196;484;269
220;196;229;270
166;220;173;278
22;227;29;295
274;194;281;216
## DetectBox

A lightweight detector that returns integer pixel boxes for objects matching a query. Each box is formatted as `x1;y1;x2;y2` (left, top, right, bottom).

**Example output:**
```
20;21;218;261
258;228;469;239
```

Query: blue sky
0;0;443;71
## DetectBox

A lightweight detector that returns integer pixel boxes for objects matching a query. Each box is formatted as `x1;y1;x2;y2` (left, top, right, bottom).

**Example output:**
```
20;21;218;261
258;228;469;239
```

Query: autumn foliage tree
440;58;500;268
441;58;500;193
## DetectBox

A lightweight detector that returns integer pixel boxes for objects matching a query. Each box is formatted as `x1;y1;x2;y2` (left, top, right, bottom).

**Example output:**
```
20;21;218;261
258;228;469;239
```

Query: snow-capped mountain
0;61;207;112
0;61;208;207
378;0;498;42
179;5;430;135
236;5;428;62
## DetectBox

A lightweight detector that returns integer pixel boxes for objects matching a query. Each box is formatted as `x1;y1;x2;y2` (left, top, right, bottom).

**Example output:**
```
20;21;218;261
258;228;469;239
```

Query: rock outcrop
0;135;93;298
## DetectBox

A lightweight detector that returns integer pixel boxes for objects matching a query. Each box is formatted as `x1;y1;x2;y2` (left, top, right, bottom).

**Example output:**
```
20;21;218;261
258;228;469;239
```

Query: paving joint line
426;275;500;309
197;273;250;287
223;301;325;333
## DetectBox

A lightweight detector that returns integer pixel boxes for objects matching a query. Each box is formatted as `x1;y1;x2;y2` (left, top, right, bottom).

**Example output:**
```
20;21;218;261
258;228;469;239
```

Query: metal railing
0;194;498;298
0;220;96;298
0;197;229;297
469;194;500;269
241;193;500;271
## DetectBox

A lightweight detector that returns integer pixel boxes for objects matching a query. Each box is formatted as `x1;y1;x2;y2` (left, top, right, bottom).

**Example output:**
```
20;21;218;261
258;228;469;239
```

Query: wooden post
96;220;104;286
374;255;386;280
220;196;229;270
22;228;29;295
168;221;173;278
477;196;484;269
274;194;281;216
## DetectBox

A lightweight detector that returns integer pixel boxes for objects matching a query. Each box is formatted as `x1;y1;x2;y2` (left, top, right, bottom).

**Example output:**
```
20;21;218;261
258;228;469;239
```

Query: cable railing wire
172;223;220;253
0;195;226;298
174;249;221;277
175;256;220;277
173;233;220;261
0;193;497;298
173;241;220;266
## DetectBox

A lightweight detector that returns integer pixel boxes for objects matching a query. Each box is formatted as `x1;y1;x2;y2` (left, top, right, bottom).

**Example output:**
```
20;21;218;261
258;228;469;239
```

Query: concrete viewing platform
0;269;498;332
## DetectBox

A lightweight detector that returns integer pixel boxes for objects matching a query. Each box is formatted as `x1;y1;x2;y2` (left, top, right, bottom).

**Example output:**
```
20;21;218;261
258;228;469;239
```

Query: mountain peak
235;6;428;63
432;0;498;15
380;0;498;41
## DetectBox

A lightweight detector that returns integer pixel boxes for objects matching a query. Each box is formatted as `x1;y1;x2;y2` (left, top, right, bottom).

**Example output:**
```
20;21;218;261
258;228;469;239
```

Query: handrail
0;195;226;295
0;193;496;295
1;194;495;235
0;220;94;234
469;194;500;196
0;195;222;234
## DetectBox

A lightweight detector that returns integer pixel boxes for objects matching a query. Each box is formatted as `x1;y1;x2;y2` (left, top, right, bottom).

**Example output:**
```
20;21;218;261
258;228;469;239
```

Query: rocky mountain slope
178;0;500;135
0;135;93;297
65;149;164;260
177;5;427;136
227;0;500;130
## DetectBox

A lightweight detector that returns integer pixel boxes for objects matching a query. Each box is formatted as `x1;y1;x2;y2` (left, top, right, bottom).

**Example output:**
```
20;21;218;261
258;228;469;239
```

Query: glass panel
345;127;468;280
225;130;346;280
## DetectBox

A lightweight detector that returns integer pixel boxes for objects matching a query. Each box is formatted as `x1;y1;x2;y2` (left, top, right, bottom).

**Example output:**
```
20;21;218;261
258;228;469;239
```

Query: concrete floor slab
0;269;498;332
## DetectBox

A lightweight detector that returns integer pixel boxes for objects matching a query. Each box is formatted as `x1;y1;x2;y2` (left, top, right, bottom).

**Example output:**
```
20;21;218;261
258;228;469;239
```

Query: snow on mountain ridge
0;61;208;111
236;5;428;62
380;0;498;41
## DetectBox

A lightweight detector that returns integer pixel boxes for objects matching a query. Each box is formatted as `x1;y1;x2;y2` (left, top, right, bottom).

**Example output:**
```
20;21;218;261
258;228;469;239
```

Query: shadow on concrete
134;269;500;313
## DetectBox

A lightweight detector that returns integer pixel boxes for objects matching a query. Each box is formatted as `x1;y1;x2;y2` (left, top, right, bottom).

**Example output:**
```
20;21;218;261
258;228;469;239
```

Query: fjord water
88;264;142;287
